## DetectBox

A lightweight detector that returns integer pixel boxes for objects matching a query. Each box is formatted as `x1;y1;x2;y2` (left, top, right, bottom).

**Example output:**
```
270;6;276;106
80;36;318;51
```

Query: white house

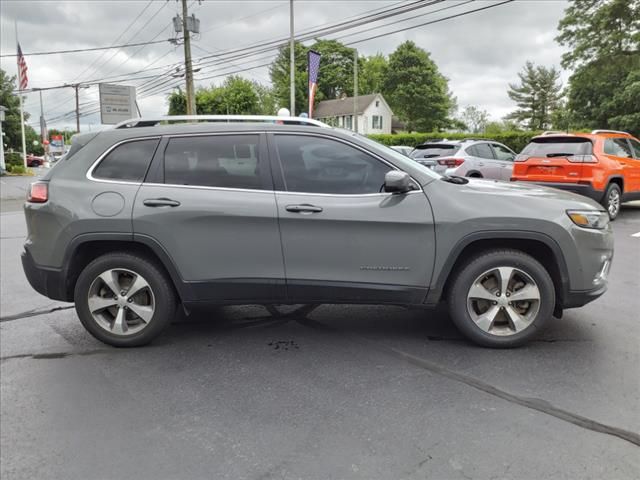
313;93;393;134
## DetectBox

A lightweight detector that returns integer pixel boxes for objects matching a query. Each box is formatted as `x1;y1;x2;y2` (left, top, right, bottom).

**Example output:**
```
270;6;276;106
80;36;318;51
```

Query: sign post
99;84;137;125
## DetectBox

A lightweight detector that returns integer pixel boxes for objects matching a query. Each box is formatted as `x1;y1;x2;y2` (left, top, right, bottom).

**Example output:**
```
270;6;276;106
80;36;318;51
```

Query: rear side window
164;135;264;190
411;144;459;158
467;143;495;159
629;139;640;159
93;139;159;182
604;138;633;158
521;138;593;157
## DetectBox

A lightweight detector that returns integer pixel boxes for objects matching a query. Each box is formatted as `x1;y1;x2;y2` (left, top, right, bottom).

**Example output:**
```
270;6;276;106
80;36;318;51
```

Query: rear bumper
21;248;69;301
513;180;604;203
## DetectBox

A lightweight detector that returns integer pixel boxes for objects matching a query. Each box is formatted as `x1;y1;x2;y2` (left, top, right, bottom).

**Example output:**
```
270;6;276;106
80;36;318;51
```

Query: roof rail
113;115;330;129
540;130;566;136
591;129;629;135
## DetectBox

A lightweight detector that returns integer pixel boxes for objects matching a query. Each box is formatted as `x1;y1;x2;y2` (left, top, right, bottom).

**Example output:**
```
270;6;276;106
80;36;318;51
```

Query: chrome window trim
270;131;424;193
86;136;162;185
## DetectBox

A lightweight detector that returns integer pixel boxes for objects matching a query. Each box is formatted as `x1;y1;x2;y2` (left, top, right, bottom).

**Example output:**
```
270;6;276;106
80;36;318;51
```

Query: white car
390;145;413;157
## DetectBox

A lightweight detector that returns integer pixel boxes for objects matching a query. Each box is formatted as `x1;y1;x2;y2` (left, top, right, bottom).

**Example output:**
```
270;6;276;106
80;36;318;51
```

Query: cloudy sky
0;0;571;131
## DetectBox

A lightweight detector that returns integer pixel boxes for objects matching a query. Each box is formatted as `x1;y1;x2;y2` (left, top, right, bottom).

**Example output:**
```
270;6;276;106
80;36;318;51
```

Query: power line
0;38;175;58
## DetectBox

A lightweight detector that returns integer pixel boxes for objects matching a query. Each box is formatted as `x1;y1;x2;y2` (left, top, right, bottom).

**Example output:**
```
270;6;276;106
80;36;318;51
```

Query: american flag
307;50;321;117
17;43;28;90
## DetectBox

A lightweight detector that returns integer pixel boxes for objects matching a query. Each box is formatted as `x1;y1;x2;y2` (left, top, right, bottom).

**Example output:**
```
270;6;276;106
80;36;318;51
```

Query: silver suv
411;139;516;180
22;116;613;348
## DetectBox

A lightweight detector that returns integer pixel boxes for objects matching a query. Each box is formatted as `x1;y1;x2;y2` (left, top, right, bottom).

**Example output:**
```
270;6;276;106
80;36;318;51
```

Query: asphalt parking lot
1;173;639;479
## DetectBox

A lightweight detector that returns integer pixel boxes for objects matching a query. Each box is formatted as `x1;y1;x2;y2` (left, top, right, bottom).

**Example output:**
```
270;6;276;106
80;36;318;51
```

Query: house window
372;115;383;129
345;115;353;130
375;101;380;107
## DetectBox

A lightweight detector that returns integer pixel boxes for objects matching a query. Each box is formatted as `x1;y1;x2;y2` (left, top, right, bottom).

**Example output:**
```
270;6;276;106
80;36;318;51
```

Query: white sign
99;83;137;124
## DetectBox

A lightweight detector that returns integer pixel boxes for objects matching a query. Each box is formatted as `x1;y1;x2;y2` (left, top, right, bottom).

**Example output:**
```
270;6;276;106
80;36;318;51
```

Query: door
624;138;640;192
603;137;639;192
269;133;436;304
490;143;517;181
467;142;501;179
133;133;286;303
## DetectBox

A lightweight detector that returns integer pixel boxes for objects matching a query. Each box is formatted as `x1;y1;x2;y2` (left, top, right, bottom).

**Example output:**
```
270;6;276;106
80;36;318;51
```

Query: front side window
604;138;633;158
492;144;515;161
372;115;383;129
275;135;392;194
164;135;264;190
468;143;495;159
93;138;159;182
629;139;640;159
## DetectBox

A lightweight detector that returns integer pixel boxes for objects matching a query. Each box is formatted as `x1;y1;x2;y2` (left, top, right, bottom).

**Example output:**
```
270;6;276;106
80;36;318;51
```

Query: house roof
314;93;382;118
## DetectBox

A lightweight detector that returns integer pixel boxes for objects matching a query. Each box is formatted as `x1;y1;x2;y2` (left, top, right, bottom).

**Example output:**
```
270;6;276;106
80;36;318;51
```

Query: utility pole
353;48;358;133
181;0;197;115
74;84;80;133
289;0;295;116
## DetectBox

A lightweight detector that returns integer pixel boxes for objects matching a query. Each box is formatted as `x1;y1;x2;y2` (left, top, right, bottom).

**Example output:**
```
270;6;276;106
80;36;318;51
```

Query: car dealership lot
1;175;639;479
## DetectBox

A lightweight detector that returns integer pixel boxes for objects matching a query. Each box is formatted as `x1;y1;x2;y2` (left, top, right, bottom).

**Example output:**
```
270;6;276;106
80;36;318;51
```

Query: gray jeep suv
22;116;613;348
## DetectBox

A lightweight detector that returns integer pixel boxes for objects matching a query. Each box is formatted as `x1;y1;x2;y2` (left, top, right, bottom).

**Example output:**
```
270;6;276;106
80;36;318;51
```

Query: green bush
6;164;30;175
5;152;23;167
368;131;542;153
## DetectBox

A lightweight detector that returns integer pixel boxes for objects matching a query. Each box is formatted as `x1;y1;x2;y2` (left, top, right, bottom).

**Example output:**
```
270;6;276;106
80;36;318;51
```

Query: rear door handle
285;204;323;214
143;198;181;207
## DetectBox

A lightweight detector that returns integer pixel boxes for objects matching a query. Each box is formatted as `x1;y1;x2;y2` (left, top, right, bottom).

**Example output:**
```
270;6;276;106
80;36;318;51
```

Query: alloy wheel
87;268;155;336
607;189;620;218
466;266;541;336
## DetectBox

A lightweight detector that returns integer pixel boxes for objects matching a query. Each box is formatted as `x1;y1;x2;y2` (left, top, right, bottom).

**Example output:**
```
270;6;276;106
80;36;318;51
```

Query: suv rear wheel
447;249;554;348
74;252;176;347
602;183;621;220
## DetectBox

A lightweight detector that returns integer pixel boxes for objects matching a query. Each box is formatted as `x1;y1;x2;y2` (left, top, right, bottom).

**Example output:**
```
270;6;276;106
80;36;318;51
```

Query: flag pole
15;20;27;168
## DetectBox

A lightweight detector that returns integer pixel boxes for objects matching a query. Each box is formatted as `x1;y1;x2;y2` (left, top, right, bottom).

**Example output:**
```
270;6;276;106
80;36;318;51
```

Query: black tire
74;252;176;347
601;183;621;220
447;249;555;348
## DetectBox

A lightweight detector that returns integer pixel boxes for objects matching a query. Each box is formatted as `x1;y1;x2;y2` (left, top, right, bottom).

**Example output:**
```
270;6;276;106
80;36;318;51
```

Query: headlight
566;210;609;229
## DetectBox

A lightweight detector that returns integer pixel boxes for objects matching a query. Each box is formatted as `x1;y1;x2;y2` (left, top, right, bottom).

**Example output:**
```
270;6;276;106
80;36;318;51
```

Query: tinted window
93;139;159;181
521;138;593;157
411;144;460;158
604;138;633;158
275;135;391;194
164;135;264;190
492;144;515;161
629;139;640;159
468;143;495;159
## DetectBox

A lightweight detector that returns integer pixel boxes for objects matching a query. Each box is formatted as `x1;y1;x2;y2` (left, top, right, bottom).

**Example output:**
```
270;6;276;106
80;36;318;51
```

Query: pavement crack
295;316;640;448
0;305;74;322
1;348;114;362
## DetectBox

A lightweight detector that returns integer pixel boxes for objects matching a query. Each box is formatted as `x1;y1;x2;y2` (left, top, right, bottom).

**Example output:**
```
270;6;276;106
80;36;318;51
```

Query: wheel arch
427;232;570;312
62;234;189;303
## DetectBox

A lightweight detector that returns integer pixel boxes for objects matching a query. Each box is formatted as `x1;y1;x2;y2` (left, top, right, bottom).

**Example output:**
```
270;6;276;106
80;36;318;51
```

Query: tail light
437;158;465;167
27;182;48;203
567;154;598;163
514;154;530;162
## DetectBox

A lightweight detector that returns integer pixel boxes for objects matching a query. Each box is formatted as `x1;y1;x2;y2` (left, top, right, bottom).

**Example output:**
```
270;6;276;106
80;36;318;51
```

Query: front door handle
143;198;181;207
285;204;323;214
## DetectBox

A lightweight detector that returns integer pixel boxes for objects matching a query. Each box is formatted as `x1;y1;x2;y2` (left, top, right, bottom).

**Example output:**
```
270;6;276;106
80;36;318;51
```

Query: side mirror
384;171;412;193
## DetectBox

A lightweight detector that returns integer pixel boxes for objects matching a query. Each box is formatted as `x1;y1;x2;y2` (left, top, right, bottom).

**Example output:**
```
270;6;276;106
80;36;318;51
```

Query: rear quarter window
521;137;593;157
92;139;160;182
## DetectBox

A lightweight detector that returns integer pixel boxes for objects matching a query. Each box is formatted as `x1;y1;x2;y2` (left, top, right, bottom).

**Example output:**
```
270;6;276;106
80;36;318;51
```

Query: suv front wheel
447;249;554;348
74;252;176;347
602;183;621;220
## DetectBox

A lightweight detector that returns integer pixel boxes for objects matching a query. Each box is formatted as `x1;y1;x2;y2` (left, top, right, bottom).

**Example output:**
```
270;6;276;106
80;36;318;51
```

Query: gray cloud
0;0;570;130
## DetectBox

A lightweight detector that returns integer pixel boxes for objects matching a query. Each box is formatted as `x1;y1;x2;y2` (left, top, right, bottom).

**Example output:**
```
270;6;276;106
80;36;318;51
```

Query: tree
310;39;357;102
382;41;454;132
460;106;489;133
556;0;640;135
556;0;639;69
167;76;260;115
269;41;309;114
220;76;259;114
0;68;30;151
358;53;388;95
507;62;563;130
253;82;278;115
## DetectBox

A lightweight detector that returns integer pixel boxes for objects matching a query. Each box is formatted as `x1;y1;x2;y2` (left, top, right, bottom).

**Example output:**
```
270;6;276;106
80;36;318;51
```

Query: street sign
99;83;137;124
50;135;64;153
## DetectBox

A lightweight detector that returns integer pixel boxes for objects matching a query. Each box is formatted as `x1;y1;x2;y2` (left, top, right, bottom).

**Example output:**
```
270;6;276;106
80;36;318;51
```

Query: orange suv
511;130;640;219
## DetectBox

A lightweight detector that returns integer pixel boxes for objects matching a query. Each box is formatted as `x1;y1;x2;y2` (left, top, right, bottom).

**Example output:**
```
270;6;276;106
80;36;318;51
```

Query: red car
26;154;44;167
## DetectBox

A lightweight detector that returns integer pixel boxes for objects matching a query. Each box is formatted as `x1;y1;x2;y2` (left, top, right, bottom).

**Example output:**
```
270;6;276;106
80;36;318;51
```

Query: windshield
345;131;441;178
521;138;593;157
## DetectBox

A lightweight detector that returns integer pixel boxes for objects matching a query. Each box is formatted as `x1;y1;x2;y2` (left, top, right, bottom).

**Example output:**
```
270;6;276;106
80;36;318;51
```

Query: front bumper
21;248;69;301
563;284;608;309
